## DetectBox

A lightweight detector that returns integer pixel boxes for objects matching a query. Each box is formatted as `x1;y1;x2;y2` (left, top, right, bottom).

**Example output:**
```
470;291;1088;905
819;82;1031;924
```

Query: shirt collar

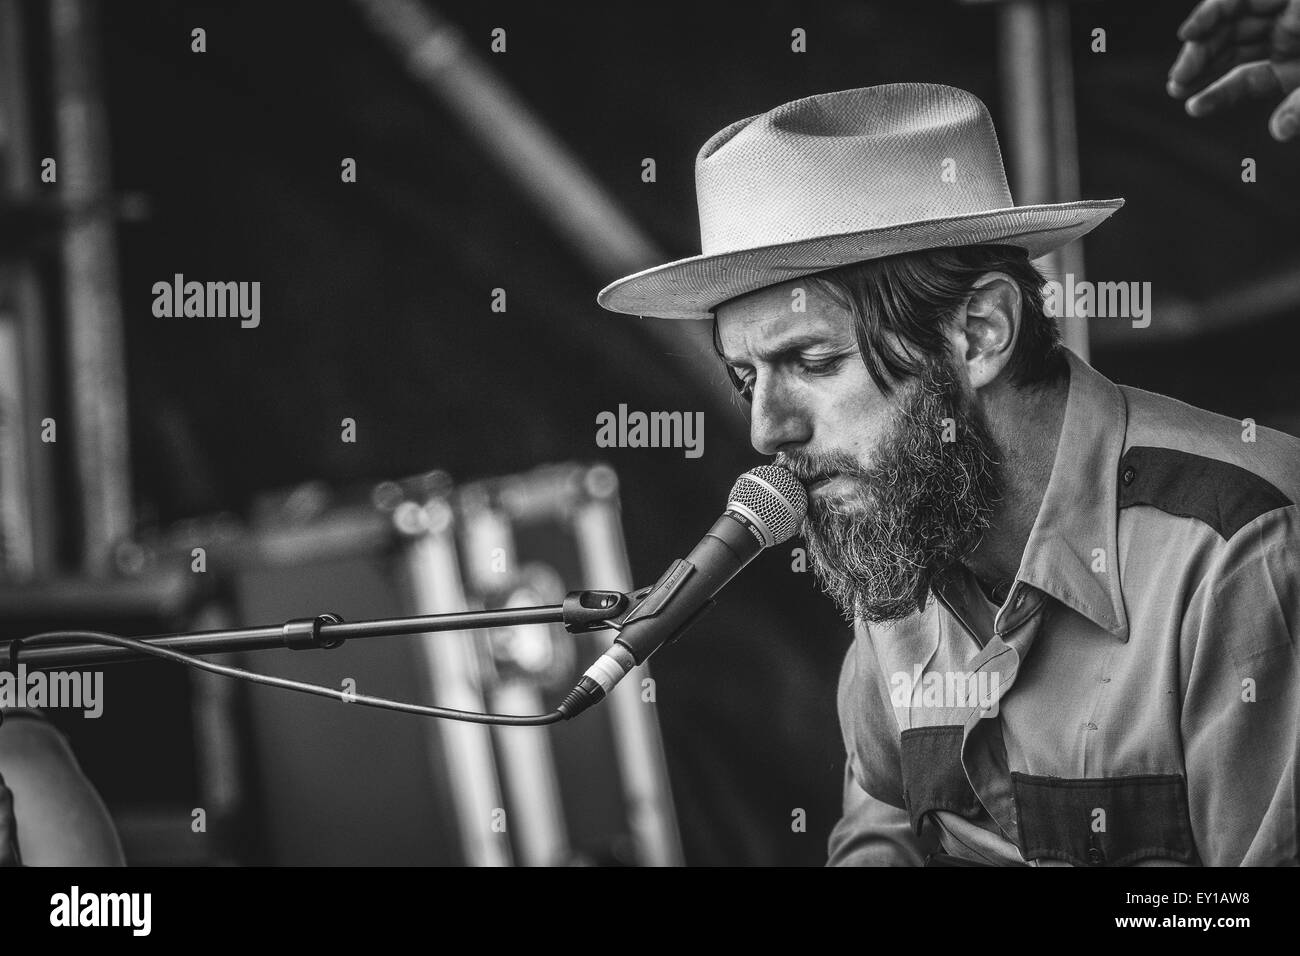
929;348;1130;642
1009;348;1130;640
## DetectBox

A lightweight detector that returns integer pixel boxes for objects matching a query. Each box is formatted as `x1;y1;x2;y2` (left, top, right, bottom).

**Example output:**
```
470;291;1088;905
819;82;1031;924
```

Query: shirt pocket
899;724;984;834
1011;772;1199;866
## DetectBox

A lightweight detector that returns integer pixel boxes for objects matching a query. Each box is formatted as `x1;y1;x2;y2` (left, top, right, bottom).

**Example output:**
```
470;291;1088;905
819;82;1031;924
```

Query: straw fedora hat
597;83;1124;320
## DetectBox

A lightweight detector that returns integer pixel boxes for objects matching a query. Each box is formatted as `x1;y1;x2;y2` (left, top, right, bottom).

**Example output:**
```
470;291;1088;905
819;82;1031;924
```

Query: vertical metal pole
51;0;133;574
572;466;684;866
997;0;1091;362
403;497;514;867
186;601;248;864
460;503;572;866
0;0;57;578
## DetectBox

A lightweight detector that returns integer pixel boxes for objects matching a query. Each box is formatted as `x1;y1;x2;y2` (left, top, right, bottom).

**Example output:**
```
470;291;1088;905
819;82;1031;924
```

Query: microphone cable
4;630;564;726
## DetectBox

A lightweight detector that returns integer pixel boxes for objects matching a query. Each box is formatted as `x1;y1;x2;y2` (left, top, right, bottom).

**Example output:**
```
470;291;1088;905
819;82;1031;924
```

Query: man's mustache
774;450;866;486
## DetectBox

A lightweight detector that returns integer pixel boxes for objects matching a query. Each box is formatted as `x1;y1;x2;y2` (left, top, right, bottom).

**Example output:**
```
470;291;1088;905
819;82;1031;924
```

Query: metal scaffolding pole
995;0;1092;362
0;0;58;579
51;0;133;574
351;0;736;424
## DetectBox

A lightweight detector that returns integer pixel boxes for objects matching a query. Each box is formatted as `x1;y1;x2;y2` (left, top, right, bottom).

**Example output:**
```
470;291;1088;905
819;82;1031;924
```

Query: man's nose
749;376;810;456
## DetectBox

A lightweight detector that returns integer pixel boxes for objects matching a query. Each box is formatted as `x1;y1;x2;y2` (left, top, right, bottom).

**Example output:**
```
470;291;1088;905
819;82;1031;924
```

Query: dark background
13;0;1300;865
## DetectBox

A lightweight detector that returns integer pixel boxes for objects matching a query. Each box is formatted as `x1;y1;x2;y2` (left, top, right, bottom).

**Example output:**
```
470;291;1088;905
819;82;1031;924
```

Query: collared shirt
827;348;1300;866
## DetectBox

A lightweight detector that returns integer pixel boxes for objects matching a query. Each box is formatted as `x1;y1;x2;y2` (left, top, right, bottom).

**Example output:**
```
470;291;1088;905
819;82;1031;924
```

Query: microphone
557;465;808;720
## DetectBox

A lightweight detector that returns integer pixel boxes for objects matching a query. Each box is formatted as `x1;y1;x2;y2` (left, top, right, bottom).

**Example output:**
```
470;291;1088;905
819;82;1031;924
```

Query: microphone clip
560;589;635;634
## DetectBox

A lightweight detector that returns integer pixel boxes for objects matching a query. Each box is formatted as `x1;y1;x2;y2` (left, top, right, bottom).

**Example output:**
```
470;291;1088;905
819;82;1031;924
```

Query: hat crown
694;84;1014;255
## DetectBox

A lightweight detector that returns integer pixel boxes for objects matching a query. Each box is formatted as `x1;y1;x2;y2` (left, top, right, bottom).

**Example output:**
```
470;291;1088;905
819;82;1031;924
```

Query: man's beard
777;356;1003;626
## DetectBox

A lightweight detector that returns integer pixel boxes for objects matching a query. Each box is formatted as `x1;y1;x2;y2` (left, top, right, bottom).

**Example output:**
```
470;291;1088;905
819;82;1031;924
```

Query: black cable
6;630;564;726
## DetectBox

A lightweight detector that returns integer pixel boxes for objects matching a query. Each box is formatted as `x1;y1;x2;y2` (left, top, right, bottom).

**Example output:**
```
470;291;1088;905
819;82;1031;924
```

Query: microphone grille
727;465;808;546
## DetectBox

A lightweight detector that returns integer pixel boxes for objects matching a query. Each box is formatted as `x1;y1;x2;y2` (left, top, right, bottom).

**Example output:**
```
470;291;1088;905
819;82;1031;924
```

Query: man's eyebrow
719;332;846;367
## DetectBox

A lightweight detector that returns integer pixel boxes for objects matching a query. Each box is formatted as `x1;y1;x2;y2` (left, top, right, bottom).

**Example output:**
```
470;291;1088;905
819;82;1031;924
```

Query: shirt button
1085;722;1098;731
1088;833;1106;865
1121;465;1137;485
1100;676;1111;683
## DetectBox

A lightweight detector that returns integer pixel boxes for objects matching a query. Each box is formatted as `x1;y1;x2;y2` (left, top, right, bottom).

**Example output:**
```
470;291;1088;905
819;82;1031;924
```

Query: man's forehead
714;280;852;362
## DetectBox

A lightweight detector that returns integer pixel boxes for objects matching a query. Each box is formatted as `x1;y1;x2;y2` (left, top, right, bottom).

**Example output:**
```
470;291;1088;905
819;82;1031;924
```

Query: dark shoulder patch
1118;446;1293;540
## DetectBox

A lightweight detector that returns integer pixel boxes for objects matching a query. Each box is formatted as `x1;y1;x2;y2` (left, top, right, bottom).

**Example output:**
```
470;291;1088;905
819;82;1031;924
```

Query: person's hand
0;772;20;866
1167;0;1300;141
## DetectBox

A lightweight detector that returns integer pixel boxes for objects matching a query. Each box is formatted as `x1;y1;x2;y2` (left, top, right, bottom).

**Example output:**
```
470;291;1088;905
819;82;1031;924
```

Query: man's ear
955;272;1020;389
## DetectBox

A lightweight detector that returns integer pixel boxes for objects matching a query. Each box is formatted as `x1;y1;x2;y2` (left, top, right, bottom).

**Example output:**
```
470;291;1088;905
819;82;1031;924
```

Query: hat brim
597;199;1125;320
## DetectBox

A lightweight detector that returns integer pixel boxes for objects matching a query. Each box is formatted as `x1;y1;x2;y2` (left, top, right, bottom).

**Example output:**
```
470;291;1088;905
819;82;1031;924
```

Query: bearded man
597;84;1300;866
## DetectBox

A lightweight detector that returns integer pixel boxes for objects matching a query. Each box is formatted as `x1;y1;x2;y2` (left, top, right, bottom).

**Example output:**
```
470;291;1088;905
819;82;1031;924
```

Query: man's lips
807;473;844;494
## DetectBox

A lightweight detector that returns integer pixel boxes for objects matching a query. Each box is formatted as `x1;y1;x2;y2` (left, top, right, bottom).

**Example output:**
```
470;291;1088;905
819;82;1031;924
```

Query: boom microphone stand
1;588;638;671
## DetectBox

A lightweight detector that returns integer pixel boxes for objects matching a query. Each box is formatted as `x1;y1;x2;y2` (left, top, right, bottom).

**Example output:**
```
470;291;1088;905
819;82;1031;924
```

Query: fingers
1178;0;1288;42
1185;59;1285;116
1277;0;1300;56
1269;84;1300;138
0;771;20;866
1169;16;1275;96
